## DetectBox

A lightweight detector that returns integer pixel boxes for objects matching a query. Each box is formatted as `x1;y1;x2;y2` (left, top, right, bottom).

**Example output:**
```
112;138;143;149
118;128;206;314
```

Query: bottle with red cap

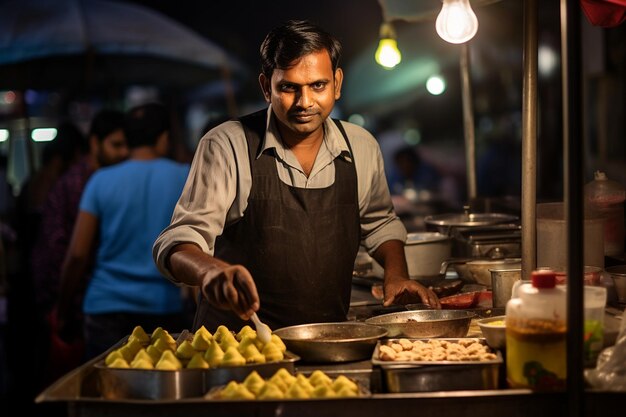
505;268;567;391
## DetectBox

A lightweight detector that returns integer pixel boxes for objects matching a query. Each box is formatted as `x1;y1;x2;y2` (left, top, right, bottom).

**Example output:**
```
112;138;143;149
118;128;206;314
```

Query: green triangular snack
295;374;315;394
242;370;266;396
331;375;358;393
241;343;266;364
175;340;196;359
133;348;154;365
186;352;209;369
308;370;333;387
270;334;287;353
219;331;239;351
146;344;162;363
204;339;225;368
153;336;175;353
109;358;130;368
237;334;257;353
311;384;337;398
257;381;285;399
286;382;310;399
213;325;231;343
130;357;154;370
151;326;165;342
236;325;256;341
105;349;124;366
261;341;284;362
191;332;210;351
194;325;212;341
130;325;150;343
220;346;246;367
220;383;254;400
155;350;182;370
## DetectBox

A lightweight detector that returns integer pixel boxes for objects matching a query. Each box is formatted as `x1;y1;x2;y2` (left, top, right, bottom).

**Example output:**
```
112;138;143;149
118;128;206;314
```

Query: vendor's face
96;128;128;167
259;50;343;142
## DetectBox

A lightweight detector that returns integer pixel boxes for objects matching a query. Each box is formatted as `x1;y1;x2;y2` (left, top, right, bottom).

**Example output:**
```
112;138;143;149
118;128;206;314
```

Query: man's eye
279;84;297;92
311;82;327;91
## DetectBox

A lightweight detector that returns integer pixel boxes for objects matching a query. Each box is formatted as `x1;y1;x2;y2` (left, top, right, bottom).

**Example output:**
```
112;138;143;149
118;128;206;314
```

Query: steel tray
371;338;502;392
96;351;300;400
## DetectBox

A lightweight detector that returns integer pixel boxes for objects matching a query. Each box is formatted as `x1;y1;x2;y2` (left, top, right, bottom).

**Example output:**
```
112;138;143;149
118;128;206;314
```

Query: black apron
193;109;361;332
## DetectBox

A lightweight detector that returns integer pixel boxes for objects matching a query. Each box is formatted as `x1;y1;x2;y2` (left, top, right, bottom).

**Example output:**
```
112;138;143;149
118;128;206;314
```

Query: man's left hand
383;277;441;309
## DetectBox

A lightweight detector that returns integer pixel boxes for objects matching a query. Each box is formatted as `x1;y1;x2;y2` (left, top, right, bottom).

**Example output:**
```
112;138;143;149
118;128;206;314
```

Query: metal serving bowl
364;310;475;338
476;315;506;350
273;322;388;363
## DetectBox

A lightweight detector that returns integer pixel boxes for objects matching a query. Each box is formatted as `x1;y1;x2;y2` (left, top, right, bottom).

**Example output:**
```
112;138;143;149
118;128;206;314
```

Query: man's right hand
200;264;260;320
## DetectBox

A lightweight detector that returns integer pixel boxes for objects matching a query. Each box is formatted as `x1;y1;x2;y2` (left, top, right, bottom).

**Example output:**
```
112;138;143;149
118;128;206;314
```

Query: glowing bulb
435;0;479;44
375;38;402;69
375;22;401;69
31;128;57;142
426;75;446;95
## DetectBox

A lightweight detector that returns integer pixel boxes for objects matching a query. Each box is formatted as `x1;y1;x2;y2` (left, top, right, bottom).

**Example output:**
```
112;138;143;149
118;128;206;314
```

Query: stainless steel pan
364;310;475;338
273;322;388;363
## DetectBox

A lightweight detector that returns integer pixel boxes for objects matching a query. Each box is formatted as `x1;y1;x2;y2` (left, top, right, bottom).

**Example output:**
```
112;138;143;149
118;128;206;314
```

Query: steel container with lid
425;209;520;259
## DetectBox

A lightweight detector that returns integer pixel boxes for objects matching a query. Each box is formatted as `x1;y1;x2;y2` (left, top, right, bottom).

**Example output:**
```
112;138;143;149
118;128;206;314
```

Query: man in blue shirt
58;103;190;359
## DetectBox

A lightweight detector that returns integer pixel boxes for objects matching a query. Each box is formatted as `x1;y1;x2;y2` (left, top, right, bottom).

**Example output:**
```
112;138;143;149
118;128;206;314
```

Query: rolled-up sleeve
153;126;242;282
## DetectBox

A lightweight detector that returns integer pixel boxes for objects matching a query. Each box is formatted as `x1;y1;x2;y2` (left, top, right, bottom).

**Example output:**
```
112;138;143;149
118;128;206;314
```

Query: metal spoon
251;312;272;344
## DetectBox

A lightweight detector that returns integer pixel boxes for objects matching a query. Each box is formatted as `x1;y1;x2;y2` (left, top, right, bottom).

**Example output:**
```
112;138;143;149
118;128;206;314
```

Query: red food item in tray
475;291;493;308
439;291;481;309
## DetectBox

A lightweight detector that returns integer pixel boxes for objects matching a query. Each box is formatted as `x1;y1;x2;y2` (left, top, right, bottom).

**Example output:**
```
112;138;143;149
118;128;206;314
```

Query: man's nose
296;88;313;108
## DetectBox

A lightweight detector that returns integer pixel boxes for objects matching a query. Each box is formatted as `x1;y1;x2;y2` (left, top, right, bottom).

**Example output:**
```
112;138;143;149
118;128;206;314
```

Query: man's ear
334;68;343;100
258;74;271;102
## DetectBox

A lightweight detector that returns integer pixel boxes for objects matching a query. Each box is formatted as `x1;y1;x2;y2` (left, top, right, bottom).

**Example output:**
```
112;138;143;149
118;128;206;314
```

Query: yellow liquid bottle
505;269;567;391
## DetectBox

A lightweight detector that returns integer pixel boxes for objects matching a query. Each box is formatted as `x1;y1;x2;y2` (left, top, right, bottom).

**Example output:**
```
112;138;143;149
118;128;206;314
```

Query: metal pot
438;257;521;286
364;310;475;338
404;232;451;280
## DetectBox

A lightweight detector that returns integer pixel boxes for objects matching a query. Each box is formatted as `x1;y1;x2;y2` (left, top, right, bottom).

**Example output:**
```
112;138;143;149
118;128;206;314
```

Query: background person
153;20;440;333
58;103;190;359
30;109;127;387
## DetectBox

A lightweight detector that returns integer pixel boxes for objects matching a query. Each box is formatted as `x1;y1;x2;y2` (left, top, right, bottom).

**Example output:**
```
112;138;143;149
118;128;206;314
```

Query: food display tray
371;338;502;393
203;378;371;401
96;352;300;400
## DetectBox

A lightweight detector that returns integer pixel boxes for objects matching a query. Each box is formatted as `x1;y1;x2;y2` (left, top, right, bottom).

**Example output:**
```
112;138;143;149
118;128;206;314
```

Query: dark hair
260;19;342;79
89;109;125;142
124;103;170;149
42;122;87;165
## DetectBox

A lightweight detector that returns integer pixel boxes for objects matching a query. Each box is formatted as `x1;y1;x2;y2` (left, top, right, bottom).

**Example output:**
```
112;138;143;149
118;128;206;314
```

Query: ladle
251;312;272;344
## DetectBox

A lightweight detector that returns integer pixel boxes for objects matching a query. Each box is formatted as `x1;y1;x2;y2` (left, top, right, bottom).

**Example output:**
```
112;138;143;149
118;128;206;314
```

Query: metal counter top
36;308;624;417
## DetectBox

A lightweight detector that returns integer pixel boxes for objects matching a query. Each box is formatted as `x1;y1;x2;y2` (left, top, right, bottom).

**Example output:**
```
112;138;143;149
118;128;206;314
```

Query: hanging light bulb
435;0;479;44
375;22;401;69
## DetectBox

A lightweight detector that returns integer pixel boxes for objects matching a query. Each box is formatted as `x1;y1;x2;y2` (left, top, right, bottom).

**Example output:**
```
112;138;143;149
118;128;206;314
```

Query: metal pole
460;43;477;203
521;0;538;281
561;0;585;415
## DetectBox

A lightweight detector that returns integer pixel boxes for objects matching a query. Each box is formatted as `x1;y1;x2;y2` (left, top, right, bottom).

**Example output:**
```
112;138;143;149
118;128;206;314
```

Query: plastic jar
505;269;567;391
585;171;625;256
583;286;607;365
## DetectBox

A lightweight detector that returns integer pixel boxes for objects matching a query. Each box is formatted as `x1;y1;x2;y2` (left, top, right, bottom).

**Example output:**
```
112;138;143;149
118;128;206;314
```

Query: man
153;20;440;332
32;110;128;315
58;103;189;359
29;110;127;385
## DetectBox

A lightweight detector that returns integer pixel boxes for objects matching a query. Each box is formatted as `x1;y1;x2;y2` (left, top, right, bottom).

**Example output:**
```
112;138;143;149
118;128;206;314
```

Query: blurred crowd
0;102;197;415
